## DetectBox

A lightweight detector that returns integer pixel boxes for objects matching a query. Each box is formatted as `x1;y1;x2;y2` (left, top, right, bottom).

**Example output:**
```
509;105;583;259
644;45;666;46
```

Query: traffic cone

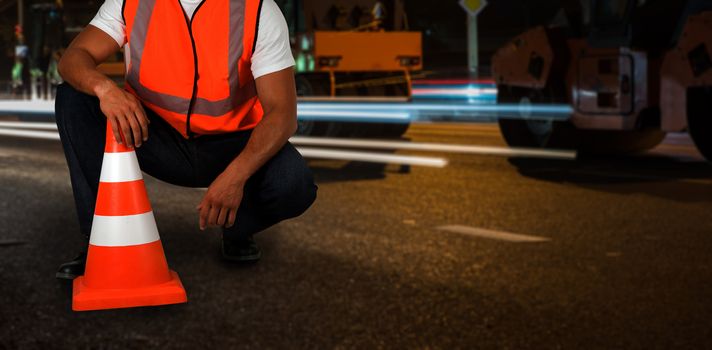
72;124;187;311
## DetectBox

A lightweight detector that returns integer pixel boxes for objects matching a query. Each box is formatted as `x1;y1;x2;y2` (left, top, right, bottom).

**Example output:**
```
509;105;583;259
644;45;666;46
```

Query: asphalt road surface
1;123;711;349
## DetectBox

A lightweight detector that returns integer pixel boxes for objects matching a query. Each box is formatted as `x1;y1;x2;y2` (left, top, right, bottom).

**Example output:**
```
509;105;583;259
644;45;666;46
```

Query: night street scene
1;0;712;348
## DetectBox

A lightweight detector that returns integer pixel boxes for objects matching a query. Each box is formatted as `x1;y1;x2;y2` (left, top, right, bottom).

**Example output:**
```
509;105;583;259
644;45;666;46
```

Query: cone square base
72;270;187;311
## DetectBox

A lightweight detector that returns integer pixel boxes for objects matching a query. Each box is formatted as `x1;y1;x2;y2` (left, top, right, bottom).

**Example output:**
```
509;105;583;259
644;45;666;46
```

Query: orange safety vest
123;0;264;138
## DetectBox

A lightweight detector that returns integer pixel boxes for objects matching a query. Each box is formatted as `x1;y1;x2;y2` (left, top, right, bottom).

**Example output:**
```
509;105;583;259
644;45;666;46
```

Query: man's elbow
57;47;92;80
57;50;72;80
262;99;298;136
276;105;298;136
288;112;298;136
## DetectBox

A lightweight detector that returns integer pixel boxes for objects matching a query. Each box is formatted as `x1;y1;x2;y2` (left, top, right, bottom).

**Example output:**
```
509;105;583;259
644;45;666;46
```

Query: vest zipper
179;0;207;139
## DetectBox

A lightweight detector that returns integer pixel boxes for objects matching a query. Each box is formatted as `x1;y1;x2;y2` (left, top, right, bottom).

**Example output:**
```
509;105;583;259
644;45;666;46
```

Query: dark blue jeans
54;83;317;243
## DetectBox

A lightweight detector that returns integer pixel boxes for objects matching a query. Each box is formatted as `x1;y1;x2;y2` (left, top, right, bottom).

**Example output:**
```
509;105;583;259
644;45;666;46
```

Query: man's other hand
197;167;246;230
96;81;149;148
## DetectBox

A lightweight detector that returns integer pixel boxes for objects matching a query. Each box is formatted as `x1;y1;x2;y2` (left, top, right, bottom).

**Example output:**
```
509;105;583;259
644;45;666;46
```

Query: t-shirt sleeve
250;0;295;79
88;0;127;47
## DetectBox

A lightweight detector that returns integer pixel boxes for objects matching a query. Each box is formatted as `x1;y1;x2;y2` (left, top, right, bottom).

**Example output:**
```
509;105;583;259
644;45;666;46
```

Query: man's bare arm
198;67;298;229
58;25;119;96
228;67;298;182
58;25;148;147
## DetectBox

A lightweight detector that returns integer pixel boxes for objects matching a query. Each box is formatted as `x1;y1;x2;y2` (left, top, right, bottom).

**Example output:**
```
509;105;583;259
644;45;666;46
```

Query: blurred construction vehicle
492;0;712;160
281;0;422;138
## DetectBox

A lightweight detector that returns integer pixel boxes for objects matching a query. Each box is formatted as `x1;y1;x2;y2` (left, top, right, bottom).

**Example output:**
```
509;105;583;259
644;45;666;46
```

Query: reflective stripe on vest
123;0;263;136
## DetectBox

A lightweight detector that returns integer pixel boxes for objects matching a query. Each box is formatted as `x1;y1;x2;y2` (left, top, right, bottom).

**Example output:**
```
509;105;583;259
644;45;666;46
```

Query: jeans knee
298;177;318;215
55;83;97;129
55;83;76;113
273;167;318;219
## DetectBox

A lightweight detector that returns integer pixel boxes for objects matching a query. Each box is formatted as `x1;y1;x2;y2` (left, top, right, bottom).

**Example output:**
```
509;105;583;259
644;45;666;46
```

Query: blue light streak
296;101;573;124
0;95;573;125
412;83;498;101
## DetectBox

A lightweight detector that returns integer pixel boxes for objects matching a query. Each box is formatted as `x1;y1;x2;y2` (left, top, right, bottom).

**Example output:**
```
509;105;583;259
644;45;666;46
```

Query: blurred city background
1;0;712;348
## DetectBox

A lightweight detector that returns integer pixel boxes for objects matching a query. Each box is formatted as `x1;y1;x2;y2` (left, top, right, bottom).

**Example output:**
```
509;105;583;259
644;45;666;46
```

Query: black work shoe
222;236;261;262
56;252;87;280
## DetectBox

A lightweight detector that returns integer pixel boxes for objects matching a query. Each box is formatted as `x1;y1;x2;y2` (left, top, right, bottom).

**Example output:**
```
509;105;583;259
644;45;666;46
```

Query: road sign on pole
459;0;487;17
460;0;487;78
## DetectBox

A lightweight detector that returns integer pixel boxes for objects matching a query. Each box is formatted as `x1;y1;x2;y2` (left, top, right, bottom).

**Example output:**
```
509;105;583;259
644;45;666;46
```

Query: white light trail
0;126;449;168
296;147;448;168
0;122;577;160
0;128;60;140
297;110;411;121
0;121;57;130
0;100;54;114
412;87;498;98
290;137;577;160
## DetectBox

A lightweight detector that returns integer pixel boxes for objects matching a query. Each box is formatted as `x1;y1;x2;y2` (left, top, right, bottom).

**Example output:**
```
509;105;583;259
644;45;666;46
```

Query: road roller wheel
496;85;576;149
496;86;665;154
295;75;329;137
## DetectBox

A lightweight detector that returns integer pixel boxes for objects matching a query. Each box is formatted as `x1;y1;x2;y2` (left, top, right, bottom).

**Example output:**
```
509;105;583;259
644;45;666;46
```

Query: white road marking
296;147;448;168
290;136;577;160
436;225;550;242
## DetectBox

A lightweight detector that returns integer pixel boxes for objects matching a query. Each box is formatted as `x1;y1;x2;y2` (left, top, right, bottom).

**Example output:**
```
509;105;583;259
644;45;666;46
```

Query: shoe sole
221;249;262;262
55;272;78;280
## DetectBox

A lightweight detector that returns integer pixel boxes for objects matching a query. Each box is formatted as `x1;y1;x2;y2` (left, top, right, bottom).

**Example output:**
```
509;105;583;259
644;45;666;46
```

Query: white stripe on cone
90;212;160;247
99;152;143;183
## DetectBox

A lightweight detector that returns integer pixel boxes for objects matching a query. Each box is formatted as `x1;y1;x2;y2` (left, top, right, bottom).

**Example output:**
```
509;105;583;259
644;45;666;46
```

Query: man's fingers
207;205;220;227
126;93;150;124
117;117;133;147
216;207;229;227
134;106;149;141
126;113;143;148
196;195;208;211
199;203;210;231
108;118;122;144
226;208;237;228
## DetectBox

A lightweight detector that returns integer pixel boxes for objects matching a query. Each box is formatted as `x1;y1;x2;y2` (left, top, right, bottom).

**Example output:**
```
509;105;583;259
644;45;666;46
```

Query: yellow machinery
287;0;423;137
309;31;421;96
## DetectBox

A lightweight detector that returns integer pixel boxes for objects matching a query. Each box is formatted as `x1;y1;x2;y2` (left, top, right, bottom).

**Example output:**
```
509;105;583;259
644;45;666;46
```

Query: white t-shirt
89;0;295;79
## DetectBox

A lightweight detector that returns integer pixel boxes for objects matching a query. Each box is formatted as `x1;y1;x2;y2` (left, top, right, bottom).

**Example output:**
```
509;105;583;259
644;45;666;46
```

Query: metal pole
17;0;23;29
467;13;478;78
